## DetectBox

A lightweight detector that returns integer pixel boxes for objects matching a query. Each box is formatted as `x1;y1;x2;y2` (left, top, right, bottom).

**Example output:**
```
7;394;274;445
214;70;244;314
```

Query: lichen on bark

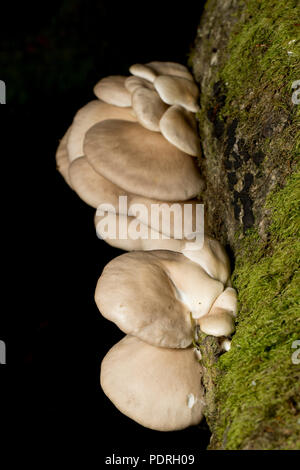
191;0;300;449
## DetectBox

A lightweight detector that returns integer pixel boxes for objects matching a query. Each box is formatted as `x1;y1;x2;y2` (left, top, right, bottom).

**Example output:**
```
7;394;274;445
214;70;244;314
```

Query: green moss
212;169;300;449
220;0;300;120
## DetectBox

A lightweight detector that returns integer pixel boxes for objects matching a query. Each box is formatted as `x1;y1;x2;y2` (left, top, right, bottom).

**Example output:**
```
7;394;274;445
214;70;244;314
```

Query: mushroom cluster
56;60;237;432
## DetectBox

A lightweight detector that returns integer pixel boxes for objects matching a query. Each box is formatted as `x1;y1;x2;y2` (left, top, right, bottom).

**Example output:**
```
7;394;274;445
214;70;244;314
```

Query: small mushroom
198;287;238;337
159;105;201;157
146;61;194;82
55;127;73;188
129;61;194;83
93;76;132;107
129;63;157;82
125;76;155;94
67;100;136;162
131;87;168;132
154;75;199;112
100;335;205;431
84;119;204;201
95;250;224;348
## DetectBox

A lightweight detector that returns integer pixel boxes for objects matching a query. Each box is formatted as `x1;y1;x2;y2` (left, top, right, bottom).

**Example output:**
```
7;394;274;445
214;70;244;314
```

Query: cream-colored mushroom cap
94;212;189;252
198;287;237;337
130;62;194;83
129;64;157;82
154;75;199;112
181;236;231;285
84;120;204;201
125;75;155;94
159;105;201;157
146;61;194;82
55;127;73;188
131;87;168;132
93;76;132;107
67;100;136;162
95;250;224;347
100;335;205;431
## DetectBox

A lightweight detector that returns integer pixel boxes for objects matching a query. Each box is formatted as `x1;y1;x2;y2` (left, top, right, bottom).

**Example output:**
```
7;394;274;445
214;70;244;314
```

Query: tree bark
191;0;300;450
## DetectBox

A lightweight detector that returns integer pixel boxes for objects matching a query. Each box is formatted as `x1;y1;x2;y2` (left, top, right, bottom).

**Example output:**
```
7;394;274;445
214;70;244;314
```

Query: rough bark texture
191;0;300;450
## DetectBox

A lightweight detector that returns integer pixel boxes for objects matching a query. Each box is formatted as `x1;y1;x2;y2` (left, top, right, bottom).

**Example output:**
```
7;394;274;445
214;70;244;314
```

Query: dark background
0;0;211;457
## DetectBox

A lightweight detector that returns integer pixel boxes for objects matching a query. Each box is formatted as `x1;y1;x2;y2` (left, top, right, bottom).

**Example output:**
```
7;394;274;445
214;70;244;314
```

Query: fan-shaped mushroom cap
69;157;199;238
129;64;157;82
159;105;201;157
154;75;199;112
182;236;231;285
146;61;194;82
94;212;189;252
95;250;224;347
125;76;154;94
129;62;194;83
55;127;73;188
131;87;168;132
100;335;205;431
93;76;132;107
198;287;237;337
84;120;204;201
67;100;136;162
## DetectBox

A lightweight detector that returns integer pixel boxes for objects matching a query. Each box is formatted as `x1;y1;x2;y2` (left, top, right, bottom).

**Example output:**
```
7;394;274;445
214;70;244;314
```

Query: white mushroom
198;287;238;337
131;87;168;132
55;127;73;188
84;119;204;201
125;76;155;94
95;250;224;348
67;100;136;162
100;335;205;431
159;105;201;157
154;75;199;112
93;76;132;107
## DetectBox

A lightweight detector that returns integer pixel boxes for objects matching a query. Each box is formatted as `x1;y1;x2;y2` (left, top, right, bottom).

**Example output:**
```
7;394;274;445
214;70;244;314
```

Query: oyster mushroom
100;335;205;431
95;250;224;348
84;119;204;201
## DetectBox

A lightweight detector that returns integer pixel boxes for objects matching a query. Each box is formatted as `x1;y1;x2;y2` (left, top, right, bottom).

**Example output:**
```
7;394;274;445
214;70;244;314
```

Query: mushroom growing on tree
55;59;237;433
100;335;205;431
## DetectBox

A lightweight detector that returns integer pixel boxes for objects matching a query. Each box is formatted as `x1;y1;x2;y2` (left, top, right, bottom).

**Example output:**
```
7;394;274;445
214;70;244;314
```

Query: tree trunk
190;0;300;450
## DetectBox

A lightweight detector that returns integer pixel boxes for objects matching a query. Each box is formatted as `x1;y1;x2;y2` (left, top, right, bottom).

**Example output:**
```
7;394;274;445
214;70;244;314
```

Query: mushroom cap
100;335;205;431
84;119;204;201
131;87;168;132
55;127;73;188
129;64;157;82
154;75;199;113
67;100;136;162
212;287;237;316
93;76;132;107
198;287;237;337
129;62;194;83
198;309;235;337
182;236;231;285
125;76;155;94
68;156;125;208
159;105;201;157
146;61;194;82
95;250;224;347
94;212;188;252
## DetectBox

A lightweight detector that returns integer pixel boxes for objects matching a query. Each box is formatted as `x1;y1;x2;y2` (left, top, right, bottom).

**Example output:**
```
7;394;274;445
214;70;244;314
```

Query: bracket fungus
55;59;237;432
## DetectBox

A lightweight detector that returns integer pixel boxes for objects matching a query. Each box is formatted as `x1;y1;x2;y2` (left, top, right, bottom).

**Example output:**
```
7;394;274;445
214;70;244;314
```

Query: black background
0;0;213;458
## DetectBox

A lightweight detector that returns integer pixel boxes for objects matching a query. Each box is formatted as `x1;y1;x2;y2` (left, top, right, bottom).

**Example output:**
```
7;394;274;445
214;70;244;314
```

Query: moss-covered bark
191;0;300;449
